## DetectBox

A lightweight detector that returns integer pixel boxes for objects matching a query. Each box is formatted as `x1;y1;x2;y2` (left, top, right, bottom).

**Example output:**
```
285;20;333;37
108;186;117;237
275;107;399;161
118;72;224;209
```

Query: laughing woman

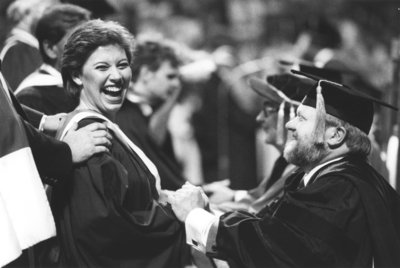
52;19;190;267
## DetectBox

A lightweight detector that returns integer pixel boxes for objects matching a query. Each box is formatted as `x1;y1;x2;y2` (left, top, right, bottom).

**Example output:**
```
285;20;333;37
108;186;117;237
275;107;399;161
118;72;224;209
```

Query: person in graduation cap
203;72;311;213
52;19;190;267
168;69;400;267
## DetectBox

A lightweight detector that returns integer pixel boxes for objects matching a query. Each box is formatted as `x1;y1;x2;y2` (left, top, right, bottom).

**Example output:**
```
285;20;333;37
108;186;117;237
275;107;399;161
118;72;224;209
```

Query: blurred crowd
1;0;399;190
1;0;400;267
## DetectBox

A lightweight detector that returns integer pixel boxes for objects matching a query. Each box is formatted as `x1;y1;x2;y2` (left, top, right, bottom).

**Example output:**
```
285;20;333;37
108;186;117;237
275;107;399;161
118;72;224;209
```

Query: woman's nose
109;66;123;81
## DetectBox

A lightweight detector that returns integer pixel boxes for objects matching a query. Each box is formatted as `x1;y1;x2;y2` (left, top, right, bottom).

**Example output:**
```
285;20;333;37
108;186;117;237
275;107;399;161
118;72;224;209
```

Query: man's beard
284;137;328;168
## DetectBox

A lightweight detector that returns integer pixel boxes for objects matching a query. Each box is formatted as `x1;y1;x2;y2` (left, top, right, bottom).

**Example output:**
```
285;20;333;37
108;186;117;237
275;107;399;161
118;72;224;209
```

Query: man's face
144;61;181;107
256;102;278;145
284;104;327;168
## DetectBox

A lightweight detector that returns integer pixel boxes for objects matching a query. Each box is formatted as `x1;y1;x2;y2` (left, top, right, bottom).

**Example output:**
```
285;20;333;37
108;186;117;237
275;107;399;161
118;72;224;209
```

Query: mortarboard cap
248;73;314;145
291;69;397;141
299;64;343;83
248;73;314;107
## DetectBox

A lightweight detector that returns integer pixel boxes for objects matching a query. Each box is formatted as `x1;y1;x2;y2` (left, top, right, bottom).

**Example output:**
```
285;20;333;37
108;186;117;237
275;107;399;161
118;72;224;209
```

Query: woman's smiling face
75;44;132;119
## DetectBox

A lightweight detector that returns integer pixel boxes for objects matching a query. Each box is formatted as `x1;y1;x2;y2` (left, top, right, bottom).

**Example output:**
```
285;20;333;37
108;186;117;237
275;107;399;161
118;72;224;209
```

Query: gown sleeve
213;175;368;268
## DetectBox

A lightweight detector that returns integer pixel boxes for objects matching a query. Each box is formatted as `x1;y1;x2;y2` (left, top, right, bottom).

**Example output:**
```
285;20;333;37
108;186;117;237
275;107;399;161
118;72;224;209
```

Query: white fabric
185;208;218;253
386;135;398;189
233;190;249;202
125;90;153;116
15;64;63;94
303;157;344;186
0;72;11;101
0;148;56;267
59;111;162;193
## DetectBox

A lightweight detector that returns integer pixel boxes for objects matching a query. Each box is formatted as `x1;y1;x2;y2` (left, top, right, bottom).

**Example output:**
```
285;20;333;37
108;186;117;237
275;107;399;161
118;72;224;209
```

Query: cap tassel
276;102;285;146
314;81;326;145
290;104;295;120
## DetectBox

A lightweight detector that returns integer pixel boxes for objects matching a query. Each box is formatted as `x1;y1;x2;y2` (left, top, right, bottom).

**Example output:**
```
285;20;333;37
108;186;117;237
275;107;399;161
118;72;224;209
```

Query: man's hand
62;122;112;163
169;183;208;222
202;179;235;204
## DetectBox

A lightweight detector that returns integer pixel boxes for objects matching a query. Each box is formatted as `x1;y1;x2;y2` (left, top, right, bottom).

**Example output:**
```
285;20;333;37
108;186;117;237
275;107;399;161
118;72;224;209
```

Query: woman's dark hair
61;19;136;99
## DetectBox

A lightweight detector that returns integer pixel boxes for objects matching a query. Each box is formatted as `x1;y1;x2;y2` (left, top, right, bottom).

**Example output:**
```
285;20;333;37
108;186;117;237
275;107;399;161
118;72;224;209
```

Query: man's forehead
297;104;316;117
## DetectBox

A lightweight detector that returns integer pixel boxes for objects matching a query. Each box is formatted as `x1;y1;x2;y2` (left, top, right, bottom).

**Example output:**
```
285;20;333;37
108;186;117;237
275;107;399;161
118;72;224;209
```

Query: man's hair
131;39;181;82
325;113;371;158
7;0;46;24
6;0;55;32
61;19;136;99
35;4;91;64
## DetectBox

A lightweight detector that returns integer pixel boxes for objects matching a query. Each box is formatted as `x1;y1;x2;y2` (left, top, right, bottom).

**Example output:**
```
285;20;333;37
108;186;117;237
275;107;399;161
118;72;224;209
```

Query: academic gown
212;156;400;268
16;66;78;115
117;100;185;190
1;39;42;91
53;115;190;268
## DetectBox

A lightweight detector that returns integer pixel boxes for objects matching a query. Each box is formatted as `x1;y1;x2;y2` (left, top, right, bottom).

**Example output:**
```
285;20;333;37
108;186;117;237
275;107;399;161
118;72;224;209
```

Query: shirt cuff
38;115;47;132
185;208;219;254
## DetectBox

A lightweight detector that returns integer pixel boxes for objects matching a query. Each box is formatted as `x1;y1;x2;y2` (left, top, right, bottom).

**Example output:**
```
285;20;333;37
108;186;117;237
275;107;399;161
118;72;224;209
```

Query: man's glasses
262;102;279;117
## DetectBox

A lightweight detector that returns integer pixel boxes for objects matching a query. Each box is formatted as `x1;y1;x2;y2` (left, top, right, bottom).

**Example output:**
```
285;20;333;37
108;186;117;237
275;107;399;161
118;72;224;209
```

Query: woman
52;19;190;267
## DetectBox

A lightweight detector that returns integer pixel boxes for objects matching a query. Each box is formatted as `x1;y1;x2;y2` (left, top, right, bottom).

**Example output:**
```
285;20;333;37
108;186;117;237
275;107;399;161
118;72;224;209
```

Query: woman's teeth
103;86;122;96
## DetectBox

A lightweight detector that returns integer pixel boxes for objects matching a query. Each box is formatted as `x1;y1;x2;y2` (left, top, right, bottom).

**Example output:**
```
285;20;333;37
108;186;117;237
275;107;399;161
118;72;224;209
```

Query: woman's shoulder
56;110;108;139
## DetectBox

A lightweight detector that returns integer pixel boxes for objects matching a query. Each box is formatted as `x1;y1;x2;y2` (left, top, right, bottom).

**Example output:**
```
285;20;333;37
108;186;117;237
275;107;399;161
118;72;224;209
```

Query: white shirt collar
125;90;153;116
303;156;344;186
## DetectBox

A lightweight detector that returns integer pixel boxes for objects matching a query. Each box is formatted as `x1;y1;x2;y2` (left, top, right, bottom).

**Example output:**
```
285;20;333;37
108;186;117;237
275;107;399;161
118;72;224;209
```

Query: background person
116;36;189;190
15;3;91;115
0;0;55;90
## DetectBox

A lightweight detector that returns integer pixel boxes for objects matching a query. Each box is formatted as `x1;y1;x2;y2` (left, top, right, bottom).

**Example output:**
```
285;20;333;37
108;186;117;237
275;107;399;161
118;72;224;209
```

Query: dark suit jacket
1;65;72;184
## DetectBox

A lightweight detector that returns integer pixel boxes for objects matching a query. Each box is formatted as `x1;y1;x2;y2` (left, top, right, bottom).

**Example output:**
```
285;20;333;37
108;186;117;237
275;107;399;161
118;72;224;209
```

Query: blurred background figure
15;3;91;116
0;0;56;91
116;36;189;190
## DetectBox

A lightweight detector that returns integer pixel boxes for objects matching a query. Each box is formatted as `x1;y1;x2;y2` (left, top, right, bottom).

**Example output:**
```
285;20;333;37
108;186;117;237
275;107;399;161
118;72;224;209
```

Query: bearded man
168;70;400;268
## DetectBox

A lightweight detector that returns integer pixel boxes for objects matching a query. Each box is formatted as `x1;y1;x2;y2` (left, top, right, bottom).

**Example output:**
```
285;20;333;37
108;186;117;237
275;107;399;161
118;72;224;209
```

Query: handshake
163;182;209;222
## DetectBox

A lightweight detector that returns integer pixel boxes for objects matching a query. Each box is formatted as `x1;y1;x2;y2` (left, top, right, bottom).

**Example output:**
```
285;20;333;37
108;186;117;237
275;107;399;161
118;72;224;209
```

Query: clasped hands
166;182;209;222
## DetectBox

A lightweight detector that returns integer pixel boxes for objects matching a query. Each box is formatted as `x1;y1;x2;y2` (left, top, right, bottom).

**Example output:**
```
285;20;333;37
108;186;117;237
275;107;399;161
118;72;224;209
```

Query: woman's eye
118;62;130;69
96;65;108;71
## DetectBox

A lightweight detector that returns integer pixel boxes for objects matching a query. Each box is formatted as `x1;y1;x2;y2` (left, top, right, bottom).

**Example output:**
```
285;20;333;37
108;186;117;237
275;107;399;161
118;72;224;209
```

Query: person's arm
185;208;220;254
22;120;72;184
21;104;67;135
170;183;219;253
22;119;112;185
148;86;181;146
21;104;44;129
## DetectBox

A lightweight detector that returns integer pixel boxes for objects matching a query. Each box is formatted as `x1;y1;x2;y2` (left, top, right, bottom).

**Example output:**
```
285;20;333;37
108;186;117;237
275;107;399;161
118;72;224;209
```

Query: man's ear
43;40;57;60
326;126;347;148
139;66;152;83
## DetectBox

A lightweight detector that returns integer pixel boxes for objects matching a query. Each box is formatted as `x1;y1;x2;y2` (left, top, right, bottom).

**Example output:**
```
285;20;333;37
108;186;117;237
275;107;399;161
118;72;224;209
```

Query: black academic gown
1;71;72;184
212;156;400;268
1;41;42;91
16;69;78;115
53;116;190;268
117;100;185;190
